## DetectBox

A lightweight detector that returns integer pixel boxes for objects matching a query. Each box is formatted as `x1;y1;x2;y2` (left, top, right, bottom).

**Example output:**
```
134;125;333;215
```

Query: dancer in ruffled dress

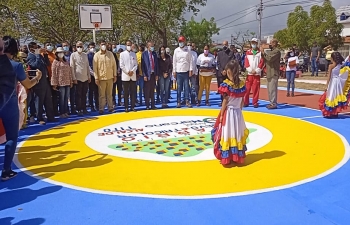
211;60;249;165
319;52;350;118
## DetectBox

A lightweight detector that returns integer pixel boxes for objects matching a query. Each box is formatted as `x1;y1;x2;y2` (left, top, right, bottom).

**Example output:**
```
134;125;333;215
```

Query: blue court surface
1;89;350;225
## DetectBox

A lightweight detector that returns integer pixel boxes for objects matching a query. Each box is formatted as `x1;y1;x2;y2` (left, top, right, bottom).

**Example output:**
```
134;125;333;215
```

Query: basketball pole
93;29;96;44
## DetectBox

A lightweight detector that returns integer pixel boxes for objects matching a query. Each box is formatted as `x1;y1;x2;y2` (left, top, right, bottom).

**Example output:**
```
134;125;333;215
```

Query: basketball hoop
93;22;101;31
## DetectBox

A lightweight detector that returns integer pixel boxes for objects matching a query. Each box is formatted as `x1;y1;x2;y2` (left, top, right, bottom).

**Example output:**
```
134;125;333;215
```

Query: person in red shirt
244;38;264;108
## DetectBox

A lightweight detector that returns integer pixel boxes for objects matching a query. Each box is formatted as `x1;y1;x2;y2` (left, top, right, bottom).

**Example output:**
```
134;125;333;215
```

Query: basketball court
1;87;350;225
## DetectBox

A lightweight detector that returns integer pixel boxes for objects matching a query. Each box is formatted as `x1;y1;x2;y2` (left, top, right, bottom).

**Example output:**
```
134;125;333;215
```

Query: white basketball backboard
78;4;113;30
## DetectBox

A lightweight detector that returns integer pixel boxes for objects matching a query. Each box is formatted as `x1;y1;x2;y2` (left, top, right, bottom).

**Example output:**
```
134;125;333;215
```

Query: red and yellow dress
211;79;249;165
319;65;350;117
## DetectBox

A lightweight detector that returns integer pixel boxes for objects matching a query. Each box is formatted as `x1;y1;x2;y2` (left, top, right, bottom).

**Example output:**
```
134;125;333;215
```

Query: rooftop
336;5;350;23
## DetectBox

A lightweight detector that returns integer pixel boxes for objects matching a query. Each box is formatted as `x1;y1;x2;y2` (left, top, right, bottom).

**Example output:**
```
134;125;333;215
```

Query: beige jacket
93;50;117;80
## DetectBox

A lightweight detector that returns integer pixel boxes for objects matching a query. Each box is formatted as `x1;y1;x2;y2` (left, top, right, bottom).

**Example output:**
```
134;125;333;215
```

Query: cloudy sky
185;0;348;43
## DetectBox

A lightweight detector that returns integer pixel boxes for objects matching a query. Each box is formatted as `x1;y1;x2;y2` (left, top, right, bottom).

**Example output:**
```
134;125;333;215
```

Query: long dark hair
55;52;66;62
158;45;166;56
331;52;344;65
225;60;241;87
2;36;19;57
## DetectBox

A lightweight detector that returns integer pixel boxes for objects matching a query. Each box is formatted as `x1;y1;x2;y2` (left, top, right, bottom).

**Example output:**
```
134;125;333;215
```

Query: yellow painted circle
17;109;347;197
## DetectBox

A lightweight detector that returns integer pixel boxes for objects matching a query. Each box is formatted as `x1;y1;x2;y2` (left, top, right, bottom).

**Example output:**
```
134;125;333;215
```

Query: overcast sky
185;0;348;44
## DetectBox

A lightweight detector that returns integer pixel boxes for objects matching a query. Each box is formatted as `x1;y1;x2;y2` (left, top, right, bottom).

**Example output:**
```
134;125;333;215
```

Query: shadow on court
0;217;45;225
0;185;62;211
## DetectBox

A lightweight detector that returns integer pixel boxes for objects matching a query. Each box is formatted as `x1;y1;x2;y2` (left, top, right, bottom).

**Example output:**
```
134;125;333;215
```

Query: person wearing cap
260;39;281;109
244;38;264;108
26;41;56;124
51;47;73;118
173;36;193;108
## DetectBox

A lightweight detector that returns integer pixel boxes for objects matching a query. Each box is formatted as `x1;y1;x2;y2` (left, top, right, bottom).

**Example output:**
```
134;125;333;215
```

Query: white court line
12;110;350;199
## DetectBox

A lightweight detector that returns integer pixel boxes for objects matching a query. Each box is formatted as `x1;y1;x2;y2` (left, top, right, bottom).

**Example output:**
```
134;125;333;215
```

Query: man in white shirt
173;36;193;108
120;40;138;112
70;41;91;115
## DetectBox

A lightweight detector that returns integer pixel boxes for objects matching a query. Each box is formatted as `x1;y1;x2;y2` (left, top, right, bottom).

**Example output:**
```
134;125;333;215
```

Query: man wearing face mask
93;40;117;114
87;42;99;111
70;41;91;115
173;36;193;108
186;41;198;105
142;41;159;110
42;42;59;116
112;44;123;106
217;40;235;106
120;40;138;112
244;38;264;108
109;43;120;107
260;39;281;109
136;44;145;106
26;42;56;124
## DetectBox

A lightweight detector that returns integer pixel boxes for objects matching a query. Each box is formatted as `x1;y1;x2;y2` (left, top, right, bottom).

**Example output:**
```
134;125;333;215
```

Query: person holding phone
51;47;73;118
26;41;56;124
0;36;42;181
158;45;172;108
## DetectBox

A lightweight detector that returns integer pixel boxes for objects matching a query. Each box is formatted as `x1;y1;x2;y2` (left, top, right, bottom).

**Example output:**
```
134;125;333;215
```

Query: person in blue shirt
0;36;42;181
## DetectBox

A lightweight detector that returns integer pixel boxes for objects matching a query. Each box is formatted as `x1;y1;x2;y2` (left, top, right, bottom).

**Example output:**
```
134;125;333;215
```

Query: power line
220;1;321;30
218;9;257;29
264;0;321;7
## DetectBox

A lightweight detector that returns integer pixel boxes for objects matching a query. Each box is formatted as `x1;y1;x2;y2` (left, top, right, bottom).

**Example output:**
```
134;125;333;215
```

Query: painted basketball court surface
1;87;350;225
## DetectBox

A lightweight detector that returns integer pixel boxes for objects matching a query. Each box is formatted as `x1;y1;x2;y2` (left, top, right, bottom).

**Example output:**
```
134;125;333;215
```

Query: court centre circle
16;109;348;199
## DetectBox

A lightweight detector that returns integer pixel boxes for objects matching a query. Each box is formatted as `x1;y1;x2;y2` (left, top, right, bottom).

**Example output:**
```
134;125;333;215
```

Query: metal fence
338;44;350;58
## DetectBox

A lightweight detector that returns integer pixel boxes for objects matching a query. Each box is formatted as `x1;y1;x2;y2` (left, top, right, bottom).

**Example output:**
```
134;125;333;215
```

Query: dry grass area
260;79;326;91
297;72;328;80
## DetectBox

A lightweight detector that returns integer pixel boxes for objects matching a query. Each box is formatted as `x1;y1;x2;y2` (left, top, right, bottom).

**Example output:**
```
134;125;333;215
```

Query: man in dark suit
141;41;159;110
26;42;55;125
217;40;235;106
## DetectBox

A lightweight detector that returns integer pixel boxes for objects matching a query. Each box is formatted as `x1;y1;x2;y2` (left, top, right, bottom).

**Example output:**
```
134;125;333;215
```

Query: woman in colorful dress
51;47;73;118
319;52;350;118
211;60;249;165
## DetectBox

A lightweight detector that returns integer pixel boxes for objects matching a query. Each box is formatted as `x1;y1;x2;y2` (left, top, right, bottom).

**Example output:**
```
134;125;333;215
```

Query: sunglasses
77;46;83;48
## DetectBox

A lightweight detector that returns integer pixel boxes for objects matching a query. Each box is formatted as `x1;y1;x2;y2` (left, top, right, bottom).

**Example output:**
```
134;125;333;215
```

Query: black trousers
88;76;99;109
70;84;77;113
76;80;89;111
122;80;137;109
156;80;160;101
112;81;117;105
32;82;54;121
117;76;123;104
144;75;156;108
217;74;226;101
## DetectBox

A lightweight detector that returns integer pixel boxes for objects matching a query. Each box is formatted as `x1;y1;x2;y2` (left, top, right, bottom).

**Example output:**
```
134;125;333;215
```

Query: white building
336;5;350;57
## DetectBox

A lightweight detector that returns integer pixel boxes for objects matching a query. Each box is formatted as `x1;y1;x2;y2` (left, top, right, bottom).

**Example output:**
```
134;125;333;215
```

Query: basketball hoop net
93;22;101;31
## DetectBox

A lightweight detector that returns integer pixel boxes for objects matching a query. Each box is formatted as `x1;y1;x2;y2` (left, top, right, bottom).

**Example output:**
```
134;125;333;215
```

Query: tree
180;17;219;50
116;0;207;46
274;0;343;51
231;30;256;50
309;0;343;49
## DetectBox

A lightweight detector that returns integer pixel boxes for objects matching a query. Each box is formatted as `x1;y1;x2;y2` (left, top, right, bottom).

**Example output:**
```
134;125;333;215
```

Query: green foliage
274;0;343;52
180;17;219;50
0;0;207;46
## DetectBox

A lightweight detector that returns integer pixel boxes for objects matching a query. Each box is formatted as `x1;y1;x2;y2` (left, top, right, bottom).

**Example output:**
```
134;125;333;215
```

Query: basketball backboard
78;4;113;30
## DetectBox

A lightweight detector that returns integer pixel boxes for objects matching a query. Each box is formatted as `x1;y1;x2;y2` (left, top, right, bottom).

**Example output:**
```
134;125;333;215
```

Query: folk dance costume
0;83;27;144
211;79;249;165
319;64;350;117
244;48;264;107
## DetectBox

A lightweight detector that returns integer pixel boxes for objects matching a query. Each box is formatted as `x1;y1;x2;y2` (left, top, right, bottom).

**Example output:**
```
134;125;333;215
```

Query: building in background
336;5;350;57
